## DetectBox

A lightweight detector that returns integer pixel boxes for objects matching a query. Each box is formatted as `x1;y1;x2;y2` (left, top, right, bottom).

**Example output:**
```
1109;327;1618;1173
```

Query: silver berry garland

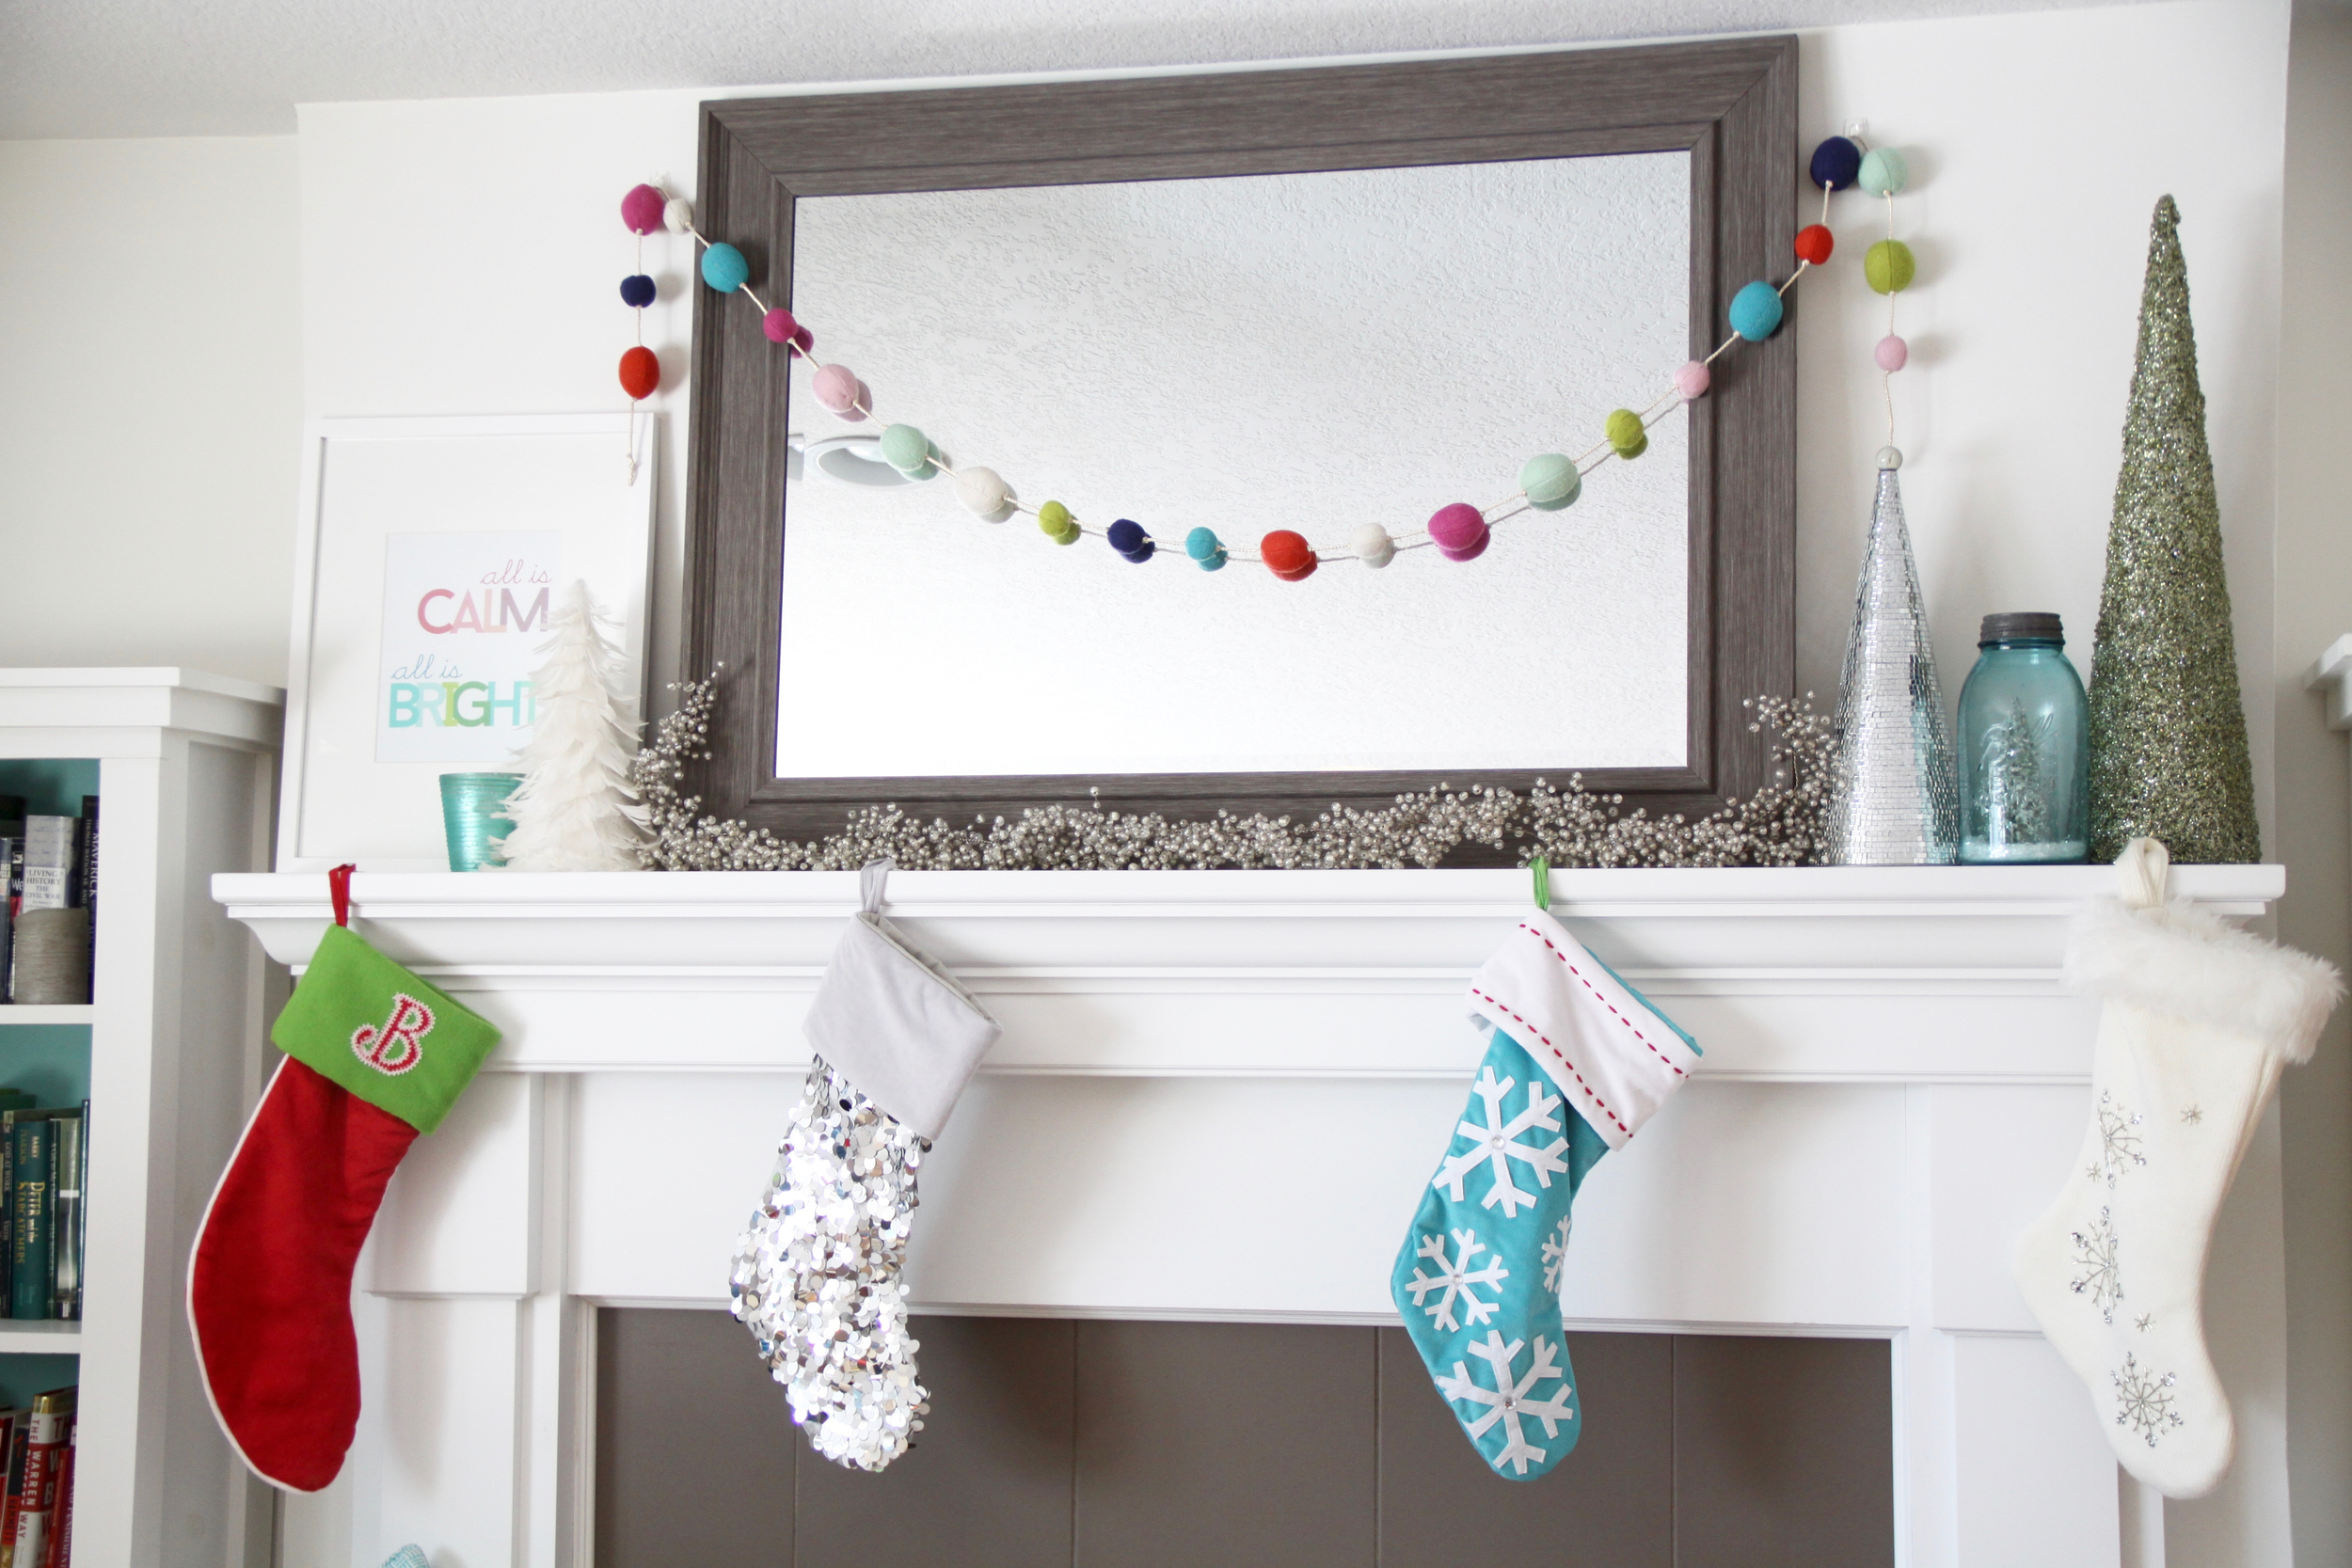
631;672;1833;872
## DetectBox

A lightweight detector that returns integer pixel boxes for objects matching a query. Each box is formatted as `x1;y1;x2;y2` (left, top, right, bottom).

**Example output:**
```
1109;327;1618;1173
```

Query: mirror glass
776;151;1691;780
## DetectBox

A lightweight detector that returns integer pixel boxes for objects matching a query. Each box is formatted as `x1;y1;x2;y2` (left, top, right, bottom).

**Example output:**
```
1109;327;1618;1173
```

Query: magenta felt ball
792;325;814;353
1427;502;1488;562
812;363;863;415
1675;360;1711;399
762;309;799;345
1875;334;1910;372
620;184;666;235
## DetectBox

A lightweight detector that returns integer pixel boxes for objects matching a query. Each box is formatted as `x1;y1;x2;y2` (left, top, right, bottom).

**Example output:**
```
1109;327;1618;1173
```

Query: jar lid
1979;611;2064;645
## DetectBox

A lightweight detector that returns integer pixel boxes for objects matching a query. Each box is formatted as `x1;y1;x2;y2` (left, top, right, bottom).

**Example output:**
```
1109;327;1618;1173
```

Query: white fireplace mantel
214;864;2289;1568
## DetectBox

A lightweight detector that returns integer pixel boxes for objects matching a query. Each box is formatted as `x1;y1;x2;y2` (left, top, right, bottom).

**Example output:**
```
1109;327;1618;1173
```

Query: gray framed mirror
684;38;1796;852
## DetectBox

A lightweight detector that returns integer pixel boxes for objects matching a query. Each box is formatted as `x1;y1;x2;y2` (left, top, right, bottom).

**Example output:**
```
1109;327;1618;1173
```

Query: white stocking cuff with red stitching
1466;908;1697;1150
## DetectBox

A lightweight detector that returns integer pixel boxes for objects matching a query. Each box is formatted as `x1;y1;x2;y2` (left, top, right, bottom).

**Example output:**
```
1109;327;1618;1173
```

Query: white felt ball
955;467;1014;520
663;197;695;234
1353;524;1395;568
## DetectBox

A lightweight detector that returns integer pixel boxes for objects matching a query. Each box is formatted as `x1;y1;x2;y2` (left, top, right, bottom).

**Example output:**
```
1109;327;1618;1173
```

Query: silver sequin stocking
729;1055;930;1471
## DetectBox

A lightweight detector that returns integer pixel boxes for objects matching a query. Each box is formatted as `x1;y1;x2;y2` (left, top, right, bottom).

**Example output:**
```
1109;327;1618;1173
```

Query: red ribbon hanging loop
328;863;357;928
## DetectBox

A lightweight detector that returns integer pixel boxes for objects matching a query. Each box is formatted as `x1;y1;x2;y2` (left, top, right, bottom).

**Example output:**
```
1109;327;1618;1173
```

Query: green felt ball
1605;409;1646;459
1038;499;1079;544
1857;147;1909;198
1520;453;1581;511
880;423;932;475
1865;239;1916;294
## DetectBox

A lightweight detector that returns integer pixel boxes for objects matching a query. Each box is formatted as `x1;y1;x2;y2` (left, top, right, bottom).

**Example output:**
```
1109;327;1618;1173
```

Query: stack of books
0;1386;76;1567
0;797;96;1006
0;1106;84;1323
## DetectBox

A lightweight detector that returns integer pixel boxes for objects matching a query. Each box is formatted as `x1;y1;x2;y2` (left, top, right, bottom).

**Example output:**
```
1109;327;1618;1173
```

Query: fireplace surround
213;862;2286;1567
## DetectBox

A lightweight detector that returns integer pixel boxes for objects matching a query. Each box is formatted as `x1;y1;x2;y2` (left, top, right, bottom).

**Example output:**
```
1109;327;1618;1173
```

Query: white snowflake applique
1540;1216;1573;1294
1435;1066;1570;1219
1436;1329;1578;1476
2112;1354;2184;1448
1404;1228;1507;1333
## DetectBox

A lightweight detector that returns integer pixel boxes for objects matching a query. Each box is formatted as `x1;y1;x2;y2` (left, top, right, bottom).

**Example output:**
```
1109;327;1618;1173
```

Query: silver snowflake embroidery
2112;1354;2184;1448
2134;1314;2153;1333
2094;1091;2147;1187
2070;1207;2123;1323
1435;1066;1570;1220
1435;1330;1578;1476
1404;1228;1508;1333
1540;1215;1573;1294
2181;1105;2203;1126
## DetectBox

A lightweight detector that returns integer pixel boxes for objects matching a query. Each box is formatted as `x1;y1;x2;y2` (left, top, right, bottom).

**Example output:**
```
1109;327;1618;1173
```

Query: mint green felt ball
1865;239;1916;295
1520;453;1582;511
879;423;932;475
1857;147;1909;198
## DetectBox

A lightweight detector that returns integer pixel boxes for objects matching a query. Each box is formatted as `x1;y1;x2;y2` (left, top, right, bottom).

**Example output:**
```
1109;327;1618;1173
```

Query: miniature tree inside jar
1958;612;2090;863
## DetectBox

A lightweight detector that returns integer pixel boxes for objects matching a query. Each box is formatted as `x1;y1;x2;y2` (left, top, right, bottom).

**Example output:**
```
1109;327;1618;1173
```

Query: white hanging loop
2115;836;2171;911
860;856;893;914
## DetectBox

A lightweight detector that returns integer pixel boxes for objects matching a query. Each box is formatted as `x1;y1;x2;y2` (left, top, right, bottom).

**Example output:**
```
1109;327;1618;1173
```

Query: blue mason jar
1958;613;2089;863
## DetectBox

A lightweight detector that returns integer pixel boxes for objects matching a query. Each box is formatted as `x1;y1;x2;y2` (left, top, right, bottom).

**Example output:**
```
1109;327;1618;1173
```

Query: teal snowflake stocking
1391;907;1699;1479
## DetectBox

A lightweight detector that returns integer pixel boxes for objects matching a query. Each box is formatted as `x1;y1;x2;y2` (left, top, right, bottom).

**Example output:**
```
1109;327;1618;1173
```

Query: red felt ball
618;346;660;401
1261;530;1317;581
1795;224;1835;265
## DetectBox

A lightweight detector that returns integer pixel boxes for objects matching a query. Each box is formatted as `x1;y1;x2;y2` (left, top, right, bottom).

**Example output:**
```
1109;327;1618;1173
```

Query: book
0;834;16;1003
75;800;94;1003
1;1405;31;1566
14;821;75;916
0;1113;68;1321
46;1117;79;1322
44;1424;69;1568
8;1389;71;1568
10;1122;54;1322
68;1103;84;1327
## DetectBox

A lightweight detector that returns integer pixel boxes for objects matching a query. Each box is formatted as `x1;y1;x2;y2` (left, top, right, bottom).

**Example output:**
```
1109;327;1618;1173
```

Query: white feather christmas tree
496;579;649;870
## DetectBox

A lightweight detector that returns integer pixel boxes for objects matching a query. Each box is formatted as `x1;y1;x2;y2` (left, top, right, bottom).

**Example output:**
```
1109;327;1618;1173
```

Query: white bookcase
0;671;282;1568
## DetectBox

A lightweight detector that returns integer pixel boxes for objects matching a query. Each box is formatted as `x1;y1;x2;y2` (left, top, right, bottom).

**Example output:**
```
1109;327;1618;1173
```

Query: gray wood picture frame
683;39;1797;852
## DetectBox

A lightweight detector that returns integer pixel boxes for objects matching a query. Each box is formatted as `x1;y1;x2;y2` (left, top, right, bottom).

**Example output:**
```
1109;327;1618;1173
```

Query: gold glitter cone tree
2086;196;2260;863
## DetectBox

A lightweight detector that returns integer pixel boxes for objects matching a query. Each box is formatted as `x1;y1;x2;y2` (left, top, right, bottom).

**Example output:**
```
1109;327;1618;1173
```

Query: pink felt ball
1875;333;1909;372
762;309;799;345
1427;502;1489;562
1675;360;1711;399
812;363;864;417
620;183;666;236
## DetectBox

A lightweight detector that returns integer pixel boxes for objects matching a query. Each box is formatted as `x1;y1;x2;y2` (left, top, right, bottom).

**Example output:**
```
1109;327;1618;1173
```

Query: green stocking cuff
271;925;501;1134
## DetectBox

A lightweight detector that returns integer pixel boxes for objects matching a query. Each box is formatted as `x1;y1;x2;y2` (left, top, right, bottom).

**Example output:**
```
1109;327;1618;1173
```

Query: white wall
0;136;302;689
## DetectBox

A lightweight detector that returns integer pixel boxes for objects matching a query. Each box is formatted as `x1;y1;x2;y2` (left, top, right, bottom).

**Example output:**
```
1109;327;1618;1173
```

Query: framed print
280;413;657;871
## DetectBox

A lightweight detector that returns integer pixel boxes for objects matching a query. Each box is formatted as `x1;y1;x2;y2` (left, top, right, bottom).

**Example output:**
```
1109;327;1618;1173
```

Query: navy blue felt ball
620;274;657;308
1809;136;1862;191
1106;518;1155;562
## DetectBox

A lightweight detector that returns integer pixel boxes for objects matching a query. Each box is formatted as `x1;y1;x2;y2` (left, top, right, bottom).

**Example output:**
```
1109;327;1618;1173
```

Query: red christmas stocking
187;867;499;1492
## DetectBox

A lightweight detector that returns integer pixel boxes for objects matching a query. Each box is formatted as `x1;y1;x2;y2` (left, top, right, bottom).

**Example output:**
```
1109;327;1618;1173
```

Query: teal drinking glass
439;772;522;871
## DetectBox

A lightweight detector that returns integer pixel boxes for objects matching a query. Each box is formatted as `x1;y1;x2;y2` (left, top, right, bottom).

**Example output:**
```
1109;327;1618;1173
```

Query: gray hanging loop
860;857;893;914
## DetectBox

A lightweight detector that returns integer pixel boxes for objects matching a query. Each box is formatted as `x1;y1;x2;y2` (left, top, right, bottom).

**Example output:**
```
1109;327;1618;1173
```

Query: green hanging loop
1531;855;1550;911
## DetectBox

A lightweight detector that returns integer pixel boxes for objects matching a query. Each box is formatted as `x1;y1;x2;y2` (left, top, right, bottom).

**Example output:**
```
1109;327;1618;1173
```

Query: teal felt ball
700;243;750;293
1857;147;1910;198
1519;453;1581;511
1728;279;1785;341
1185;527;1228;571
879;423;932;476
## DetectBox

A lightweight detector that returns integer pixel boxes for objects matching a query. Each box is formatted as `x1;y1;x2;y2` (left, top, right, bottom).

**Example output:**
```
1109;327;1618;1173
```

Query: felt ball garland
624;139;1903;582
614;182;675;482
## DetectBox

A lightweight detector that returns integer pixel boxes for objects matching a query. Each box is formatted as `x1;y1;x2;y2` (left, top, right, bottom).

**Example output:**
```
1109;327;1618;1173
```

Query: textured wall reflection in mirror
779;154;1690;780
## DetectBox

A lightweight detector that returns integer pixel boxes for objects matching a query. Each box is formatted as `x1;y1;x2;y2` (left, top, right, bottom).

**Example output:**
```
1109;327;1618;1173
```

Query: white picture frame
279;413;657;871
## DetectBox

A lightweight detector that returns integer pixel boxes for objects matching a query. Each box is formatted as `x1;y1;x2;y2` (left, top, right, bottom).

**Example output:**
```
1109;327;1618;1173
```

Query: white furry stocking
2013;839;2339;1497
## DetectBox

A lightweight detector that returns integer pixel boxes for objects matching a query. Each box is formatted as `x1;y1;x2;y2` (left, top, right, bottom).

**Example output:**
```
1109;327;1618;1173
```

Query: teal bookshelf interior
0;762;95;1374
0;761;99;820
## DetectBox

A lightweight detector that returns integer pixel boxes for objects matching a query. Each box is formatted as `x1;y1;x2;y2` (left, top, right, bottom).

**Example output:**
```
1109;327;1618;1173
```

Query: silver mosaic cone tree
1822;460;1959;863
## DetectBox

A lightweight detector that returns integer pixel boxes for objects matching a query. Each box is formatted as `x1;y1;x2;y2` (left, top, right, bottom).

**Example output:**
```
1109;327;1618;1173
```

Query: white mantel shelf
215;863;2280;1085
